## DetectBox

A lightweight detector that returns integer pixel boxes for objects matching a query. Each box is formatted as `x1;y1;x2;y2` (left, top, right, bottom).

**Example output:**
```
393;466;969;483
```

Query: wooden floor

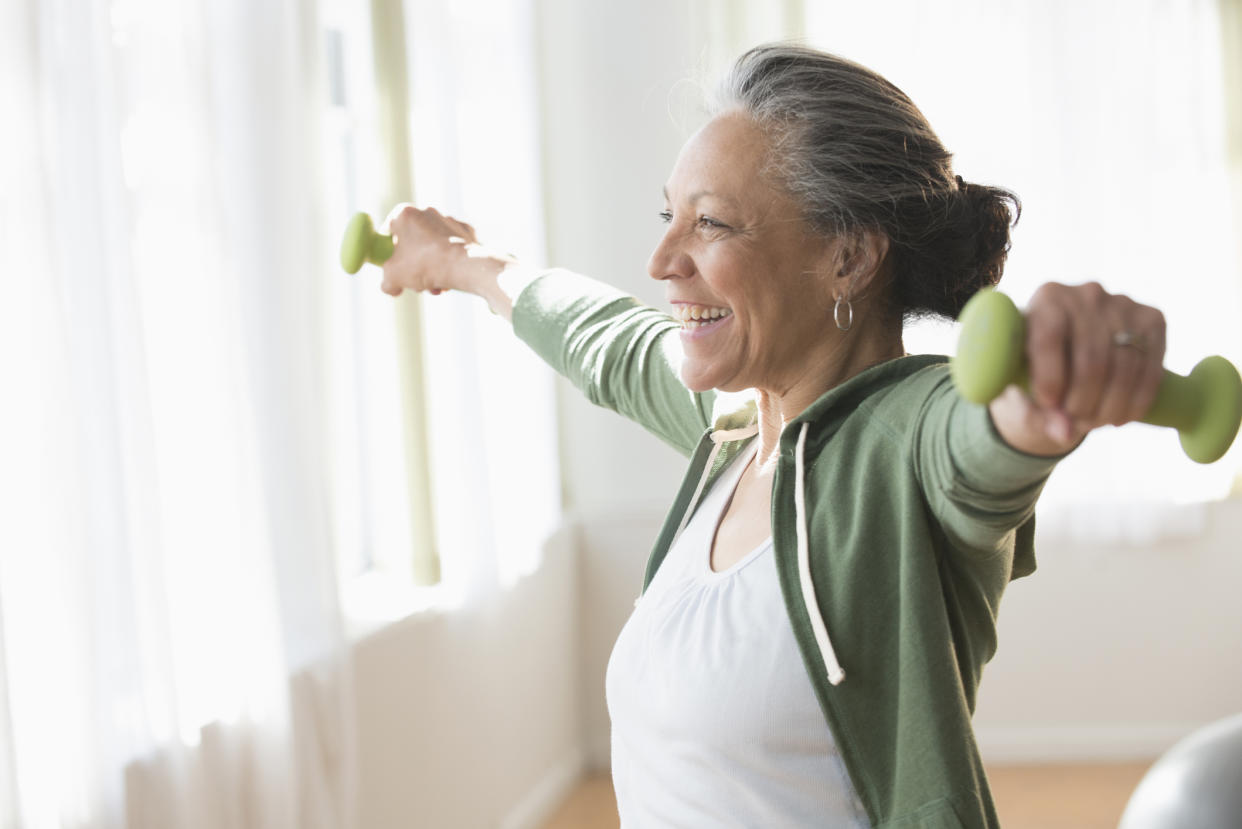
540;763;1151;829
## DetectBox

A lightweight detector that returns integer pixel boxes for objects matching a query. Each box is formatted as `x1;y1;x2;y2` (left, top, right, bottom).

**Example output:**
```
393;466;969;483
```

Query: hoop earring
834;296;854;332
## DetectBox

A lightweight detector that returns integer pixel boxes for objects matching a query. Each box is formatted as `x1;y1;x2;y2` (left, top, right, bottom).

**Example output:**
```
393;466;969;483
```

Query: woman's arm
912;282;1167;562
511;271;715;455
377;204;714;455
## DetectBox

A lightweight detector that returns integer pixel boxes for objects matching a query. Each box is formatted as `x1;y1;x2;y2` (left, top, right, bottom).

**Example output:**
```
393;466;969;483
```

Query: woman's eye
657;211;728;231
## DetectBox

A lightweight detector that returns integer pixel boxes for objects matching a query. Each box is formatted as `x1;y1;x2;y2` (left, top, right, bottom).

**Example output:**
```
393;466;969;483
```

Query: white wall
351;528;583;829
974;498;1242;764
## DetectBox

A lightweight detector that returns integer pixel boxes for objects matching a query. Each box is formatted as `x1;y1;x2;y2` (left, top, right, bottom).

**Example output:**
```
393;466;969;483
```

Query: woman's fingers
1024;283;1074;413
1024;282;1166;435
378;204;474;296
1061;283;1110;420
1095;303;1166;425
380;278;402;297
375;204;512;303
1094;340;1144;426
442;215;477;244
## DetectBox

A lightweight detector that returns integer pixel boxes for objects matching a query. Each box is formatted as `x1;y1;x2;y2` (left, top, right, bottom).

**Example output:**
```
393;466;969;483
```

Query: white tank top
606;446;868;827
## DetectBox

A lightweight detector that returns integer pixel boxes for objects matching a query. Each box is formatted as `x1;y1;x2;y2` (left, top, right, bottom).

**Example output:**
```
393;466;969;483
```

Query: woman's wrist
462;248;539;322
987;387;1085;458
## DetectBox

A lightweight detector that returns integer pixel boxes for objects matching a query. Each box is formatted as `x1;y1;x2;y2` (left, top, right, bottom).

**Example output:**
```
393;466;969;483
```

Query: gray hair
714;44;1019;321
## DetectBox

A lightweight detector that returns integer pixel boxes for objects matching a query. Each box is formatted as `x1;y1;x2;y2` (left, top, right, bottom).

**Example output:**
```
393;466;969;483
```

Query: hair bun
890;179;1020;321
956;178;1020;298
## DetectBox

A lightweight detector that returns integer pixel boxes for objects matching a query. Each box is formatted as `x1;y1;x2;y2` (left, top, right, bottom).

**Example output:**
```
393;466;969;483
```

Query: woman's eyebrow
662;186;739;208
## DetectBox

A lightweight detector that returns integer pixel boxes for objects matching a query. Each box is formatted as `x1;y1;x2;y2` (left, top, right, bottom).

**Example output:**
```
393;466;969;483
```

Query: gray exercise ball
1119;712;1242;829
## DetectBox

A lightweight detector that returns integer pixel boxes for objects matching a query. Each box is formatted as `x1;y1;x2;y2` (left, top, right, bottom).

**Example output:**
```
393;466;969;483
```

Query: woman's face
648;111;838;394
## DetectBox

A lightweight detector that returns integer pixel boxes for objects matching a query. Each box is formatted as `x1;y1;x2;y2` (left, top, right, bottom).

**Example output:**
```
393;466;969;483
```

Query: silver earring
834;296;854;332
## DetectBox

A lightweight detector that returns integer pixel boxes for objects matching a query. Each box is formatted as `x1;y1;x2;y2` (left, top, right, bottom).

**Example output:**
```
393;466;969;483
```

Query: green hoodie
513;270;1060;828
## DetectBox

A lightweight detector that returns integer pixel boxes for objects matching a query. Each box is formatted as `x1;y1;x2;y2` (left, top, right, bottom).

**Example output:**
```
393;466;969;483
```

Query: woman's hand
988;281;1167;457
378;204;513;300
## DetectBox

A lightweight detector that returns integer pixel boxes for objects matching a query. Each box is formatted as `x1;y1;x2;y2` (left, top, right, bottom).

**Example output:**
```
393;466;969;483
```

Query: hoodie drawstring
795;422;847;686
671;421;846;687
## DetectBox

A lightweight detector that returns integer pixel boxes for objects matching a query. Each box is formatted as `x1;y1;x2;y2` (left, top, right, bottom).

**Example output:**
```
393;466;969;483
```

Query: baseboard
499;751;589;829
976;723;1200;765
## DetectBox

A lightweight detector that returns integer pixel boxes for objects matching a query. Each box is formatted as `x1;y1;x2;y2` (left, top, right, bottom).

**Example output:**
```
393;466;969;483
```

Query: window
324;0;561;620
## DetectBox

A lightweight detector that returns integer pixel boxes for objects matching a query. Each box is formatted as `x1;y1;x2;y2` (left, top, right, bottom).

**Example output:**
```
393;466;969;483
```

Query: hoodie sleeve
911;370;1062;578
511;269;714;457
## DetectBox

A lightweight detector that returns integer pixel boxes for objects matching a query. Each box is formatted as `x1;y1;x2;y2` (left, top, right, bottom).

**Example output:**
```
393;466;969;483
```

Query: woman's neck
751;328;905;469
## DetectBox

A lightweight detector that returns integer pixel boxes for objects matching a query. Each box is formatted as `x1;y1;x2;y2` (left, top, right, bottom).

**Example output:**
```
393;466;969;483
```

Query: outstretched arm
374;204;714;455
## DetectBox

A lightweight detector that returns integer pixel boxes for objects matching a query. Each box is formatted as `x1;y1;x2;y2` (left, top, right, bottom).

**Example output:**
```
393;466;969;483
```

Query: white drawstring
668;421;845;686
795;423;847;686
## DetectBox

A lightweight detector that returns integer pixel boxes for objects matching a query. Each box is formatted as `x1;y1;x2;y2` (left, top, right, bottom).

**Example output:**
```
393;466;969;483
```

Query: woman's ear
830;230;890;299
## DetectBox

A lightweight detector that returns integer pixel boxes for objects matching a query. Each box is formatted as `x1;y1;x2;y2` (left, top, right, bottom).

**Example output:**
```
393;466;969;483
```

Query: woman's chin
679;365;744;394
678;365;716;393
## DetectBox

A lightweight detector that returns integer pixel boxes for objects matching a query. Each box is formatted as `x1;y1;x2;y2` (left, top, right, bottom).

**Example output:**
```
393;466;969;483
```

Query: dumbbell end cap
951;289;1026;405
340;212;375;274
1179;355;1242;464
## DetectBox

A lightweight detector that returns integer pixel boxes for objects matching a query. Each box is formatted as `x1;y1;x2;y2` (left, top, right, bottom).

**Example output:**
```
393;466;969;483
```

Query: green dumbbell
952;289;1242;464
340;212;393;274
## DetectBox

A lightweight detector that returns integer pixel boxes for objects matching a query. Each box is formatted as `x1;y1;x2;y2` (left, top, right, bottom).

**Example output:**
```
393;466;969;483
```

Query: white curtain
403;0;562;603
324;0;560;623
803;0;1241;542
0;0;354;825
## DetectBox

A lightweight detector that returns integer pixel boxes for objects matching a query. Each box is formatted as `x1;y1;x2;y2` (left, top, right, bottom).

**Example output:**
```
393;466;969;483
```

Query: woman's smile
673;302;734;337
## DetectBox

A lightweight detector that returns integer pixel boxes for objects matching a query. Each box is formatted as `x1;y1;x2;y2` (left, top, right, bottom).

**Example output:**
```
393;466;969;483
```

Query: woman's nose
647;231;690;282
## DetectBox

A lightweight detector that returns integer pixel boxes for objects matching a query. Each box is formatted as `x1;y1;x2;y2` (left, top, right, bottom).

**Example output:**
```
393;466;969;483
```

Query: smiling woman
377;43;1174;829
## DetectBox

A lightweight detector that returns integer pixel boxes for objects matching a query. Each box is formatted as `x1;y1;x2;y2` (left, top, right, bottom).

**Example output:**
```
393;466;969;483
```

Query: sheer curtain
803;0;1241;542
1;0;354;825
321;0;560;628
403;0;561;603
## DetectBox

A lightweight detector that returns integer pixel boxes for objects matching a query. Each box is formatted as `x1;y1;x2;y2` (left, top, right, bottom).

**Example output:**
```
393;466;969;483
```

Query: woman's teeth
675;305;732;328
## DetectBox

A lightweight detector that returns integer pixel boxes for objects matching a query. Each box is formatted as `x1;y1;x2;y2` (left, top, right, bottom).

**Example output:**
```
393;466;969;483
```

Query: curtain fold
369;0;441;587
404;0;561;602
0;0;355;825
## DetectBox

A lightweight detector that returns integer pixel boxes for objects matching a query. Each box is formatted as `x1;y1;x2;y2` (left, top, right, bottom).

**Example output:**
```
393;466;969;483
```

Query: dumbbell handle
340;212;393;274
951;289;1242;464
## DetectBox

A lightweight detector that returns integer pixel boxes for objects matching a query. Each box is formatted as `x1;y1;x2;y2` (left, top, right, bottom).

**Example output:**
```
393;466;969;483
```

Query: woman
379;45;1165;828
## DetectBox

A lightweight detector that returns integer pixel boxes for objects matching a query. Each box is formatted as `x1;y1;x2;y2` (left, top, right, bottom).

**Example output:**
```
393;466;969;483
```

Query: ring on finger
1111;329;1148;353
